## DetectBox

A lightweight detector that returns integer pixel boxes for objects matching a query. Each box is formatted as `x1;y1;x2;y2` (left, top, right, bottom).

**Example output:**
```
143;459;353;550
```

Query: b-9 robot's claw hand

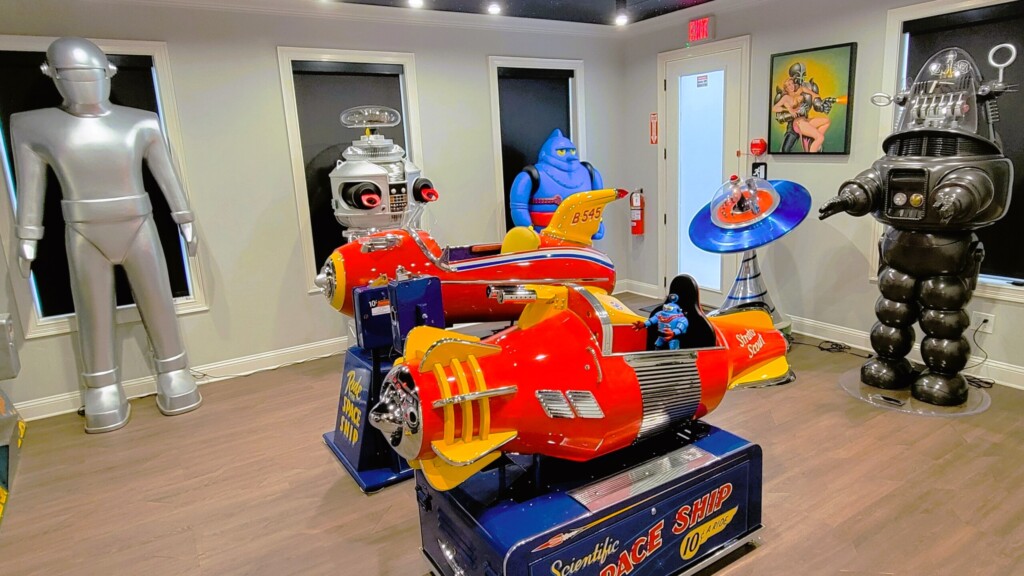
818;195;852;220
632;320;646;331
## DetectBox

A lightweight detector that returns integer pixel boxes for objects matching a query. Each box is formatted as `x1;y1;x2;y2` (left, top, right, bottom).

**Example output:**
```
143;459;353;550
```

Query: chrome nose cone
315;259;335;300
369;365;423;461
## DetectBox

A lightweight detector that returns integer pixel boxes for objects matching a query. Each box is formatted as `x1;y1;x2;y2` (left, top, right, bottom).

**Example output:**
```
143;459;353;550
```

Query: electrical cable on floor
787;335;873;359
963;321;994;389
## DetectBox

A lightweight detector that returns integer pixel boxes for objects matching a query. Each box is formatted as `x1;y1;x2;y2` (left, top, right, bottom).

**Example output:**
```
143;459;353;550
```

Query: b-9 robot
819;45;1016;406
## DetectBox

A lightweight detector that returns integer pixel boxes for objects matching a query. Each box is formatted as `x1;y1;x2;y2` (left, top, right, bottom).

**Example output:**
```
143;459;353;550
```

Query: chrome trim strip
586;346;603;383
568;284;613;355
431;385;518;408
536;390;575;419
568;444;718;511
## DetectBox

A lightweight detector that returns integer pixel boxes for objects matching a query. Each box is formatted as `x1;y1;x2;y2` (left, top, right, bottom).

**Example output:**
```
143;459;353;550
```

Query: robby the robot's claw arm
819;168;883;220
932;167;996;224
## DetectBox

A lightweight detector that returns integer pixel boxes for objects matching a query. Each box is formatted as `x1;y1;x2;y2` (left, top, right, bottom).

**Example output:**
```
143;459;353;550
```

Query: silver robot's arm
819;167;883;220
11;116;48;278
142;119;198;256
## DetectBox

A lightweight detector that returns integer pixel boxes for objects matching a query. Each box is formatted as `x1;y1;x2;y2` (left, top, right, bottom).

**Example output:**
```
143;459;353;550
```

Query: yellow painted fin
420;339;501;371
729;356;792;389
403;326;479;364
707;309;775;332
420;452;503;491
430;430;518;466
541;189;625;246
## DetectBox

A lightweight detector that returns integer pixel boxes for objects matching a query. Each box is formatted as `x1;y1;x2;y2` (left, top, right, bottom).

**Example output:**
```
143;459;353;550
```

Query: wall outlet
971;311;995;334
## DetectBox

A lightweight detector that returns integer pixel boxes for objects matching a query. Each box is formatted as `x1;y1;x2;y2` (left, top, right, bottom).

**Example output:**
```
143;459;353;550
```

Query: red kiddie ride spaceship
314;189;624;324
370;275;790;491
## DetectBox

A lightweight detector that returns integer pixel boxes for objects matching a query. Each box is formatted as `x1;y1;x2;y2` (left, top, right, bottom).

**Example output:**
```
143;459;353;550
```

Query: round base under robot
838;368;990;417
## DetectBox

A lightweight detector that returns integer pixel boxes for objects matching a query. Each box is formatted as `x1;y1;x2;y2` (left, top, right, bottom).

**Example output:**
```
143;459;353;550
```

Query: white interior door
664;45;745;308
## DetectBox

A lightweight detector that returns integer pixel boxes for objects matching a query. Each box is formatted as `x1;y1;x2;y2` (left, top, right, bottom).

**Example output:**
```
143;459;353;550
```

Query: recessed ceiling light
409;0;423;7
615;13;629;26
487;3;501;15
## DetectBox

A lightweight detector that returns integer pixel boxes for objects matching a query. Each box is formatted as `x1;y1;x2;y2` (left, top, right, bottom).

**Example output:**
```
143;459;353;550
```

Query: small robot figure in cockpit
634;294;689;350
819;44;1016;406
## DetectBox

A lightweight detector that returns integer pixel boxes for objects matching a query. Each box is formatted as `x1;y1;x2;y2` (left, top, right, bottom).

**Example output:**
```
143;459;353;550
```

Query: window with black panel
902;1;1023;284
0;49;193;320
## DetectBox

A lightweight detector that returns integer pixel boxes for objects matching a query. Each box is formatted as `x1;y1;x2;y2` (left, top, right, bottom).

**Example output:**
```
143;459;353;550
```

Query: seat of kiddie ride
642;275;718;350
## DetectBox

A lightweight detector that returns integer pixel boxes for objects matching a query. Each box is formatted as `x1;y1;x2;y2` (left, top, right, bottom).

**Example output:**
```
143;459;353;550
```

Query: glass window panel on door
903;1;1023;283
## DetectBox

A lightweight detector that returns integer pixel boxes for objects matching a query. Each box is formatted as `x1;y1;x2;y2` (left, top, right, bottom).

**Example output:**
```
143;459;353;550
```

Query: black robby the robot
820;44;1016;406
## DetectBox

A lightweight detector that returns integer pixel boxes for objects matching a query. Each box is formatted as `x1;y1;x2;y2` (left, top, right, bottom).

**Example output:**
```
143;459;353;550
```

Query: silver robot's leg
121;217;201;416
66;227;131;433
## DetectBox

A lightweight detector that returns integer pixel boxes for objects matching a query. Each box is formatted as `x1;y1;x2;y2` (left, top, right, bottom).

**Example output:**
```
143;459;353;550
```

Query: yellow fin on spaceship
728;356;792;389
541;188;623;246
420;452;504;492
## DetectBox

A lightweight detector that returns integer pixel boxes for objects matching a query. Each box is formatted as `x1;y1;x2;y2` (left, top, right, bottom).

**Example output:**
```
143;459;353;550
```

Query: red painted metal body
408;305;787;463
330;229;616;324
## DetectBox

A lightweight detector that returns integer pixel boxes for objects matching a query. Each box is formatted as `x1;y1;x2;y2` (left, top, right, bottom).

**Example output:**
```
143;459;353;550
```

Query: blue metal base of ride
322;430;413;494
417;423;763;576
324;346;413;494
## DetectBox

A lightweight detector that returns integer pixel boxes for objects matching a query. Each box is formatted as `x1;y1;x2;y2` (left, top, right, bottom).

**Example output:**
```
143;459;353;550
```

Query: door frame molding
488;56;586;239
657;35;750;298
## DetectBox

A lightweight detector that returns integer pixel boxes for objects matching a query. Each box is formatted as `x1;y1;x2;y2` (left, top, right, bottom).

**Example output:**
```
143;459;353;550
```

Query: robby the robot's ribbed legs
864;229;984;406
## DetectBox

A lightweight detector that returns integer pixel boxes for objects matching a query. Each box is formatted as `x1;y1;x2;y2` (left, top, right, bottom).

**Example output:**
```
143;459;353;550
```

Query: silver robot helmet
41;37;117;107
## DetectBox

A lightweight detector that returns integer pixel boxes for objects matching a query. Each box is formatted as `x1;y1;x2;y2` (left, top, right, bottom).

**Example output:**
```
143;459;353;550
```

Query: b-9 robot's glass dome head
339;105;406;168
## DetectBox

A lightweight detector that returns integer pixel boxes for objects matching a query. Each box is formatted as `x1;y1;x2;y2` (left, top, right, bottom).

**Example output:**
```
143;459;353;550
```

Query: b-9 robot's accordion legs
862;228;983;406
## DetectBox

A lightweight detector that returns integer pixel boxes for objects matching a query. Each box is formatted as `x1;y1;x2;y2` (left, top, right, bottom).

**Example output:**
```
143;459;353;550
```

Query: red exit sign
688;15;715;44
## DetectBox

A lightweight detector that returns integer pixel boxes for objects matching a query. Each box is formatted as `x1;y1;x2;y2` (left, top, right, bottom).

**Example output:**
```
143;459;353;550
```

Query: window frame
0;35;208;339
487;56;586;239
873;0;1023;304
277;46;422;294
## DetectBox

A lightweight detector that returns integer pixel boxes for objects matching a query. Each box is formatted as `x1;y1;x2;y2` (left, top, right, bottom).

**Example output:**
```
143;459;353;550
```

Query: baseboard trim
789;315;1024;391
14;336;348;421
614;279;662;299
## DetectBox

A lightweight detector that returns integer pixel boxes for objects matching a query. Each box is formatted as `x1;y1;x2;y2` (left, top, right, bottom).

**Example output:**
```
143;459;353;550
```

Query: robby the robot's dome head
883;45;1017;156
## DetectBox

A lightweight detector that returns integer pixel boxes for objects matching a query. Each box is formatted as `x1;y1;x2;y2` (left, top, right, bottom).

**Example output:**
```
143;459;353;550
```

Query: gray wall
0;0;627;407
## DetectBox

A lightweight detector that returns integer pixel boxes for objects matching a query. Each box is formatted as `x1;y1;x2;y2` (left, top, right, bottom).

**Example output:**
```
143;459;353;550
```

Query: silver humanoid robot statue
10;37;202;432
820;45;1016;406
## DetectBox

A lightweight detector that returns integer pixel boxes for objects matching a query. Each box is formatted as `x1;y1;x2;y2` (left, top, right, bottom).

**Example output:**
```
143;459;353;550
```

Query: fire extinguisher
630;189;645;236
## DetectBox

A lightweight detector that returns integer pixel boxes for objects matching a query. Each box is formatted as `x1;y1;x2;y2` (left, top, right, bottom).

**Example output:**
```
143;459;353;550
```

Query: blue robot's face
661;303;681;315
538;129;580;171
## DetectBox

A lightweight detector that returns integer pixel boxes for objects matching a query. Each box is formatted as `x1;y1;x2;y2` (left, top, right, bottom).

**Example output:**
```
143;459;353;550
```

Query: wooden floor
2;324;1024;574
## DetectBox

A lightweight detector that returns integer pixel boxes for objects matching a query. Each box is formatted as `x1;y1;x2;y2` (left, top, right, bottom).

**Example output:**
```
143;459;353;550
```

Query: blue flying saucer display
689;178;811;254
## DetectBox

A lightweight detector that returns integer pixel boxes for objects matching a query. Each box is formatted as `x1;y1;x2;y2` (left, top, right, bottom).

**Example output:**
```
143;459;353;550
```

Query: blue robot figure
634;295;689;350
509;129;605;239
